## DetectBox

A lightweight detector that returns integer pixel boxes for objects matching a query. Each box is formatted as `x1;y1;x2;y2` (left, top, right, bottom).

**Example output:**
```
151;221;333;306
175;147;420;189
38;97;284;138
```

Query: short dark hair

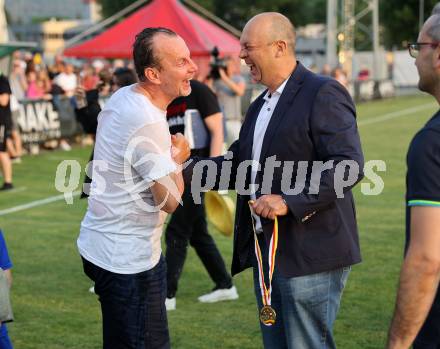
133;27;177;81
113;67;137;87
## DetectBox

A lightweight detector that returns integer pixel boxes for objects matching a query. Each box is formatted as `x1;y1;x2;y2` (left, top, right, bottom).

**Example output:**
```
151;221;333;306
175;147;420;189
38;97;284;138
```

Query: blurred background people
54;63;77;98
331;66;349;88
0;74;13;191
211;56;246;145
75;67;137;202
8;60;25;163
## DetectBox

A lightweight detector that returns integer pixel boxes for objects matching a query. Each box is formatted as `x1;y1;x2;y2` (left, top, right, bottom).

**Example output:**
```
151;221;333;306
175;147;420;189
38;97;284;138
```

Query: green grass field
0;93;437;348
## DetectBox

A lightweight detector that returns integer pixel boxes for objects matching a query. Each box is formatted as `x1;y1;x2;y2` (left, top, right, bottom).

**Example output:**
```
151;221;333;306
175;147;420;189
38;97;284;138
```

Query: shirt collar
263;75;290;102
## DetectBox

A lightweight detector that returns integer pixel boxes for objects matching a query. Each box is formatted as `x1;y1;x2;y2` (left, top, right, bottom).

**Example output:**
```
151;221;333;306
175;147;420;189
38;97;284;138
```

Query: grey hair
427;13;440;41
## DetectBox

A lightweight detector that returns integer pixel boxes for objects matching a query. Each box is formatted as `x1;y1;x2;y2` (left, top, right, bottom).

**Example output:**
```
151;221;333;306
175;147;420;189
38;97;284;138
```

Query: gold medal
260;305;276;326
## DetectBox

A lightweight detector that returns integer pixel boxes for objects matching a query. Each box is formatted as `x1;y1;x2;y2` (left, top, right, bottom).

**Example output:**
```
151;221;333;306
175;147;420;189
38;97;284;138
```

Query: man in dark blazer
185;12;364;348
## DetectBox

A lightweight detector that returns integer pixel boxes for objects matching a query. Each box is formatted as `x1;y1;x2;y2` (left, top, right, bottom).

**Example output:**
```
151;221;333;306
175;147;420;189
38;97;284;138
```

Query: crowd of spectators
8;51;137;150
0;51;138;191
10;52;134;104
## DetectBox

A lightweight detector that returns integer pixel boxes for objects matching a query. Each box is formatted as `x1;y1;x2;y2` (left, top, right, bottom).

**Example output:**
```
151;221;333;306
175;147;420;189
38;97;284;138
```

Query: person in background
357;67;370;81
48;55;65;80
36;70;52;97
213;57;246;144
80;65;99;92
0;75;13;191
320;63;332;75
54;63;77;98
0;229;13;349
9;60;27;100
110;67;138;92
53;63;77;151
331;66;349;89
25;71;45;100
8;60;25;163
164;79;238;311
91;60;105;77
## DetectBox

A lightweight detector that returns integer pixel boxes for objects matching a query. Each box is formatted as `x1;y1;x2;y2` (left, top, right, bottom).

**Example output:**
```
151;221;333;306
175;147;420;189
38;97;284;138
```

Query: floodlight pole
370;0;381;99
342;0;355;80
326;0;338;67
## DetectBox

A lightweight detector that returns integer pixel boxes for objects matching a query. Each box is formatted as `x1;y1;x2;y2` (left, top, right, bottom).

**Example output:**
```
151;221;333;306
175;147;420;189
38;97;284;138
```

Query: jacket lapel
258;62;308;168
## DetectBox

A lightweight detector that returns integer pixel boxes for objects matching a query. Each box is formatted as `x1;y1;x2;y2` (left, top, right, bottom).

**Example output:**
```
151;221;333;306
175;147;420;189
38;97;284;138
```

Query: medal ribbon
248;201;279;308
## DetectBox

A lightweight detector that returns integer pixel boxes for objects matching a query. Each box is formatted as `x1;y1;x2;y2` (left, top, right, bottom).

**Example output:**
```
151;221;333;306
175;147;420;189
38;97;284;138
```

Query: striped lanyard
248;200;279;326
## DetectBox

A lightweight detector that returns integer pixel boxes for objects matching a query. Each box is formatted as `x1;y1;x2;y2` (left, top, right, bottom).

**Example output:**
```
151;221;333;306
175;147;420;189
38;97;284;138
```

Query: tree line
97;0;440;50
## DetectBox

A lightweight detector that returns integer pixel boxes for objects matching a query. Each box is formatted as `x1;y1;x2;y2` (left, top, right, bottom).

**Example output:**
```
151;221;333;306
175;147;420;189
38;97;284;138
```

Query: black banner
16;97;93;144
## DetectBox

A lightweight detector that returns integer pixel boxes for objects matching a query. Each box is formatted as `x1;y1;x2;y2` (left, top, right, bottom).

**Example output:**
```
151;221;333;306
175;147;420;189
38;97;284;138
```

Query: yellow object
33;53;42;65
205;191;235;237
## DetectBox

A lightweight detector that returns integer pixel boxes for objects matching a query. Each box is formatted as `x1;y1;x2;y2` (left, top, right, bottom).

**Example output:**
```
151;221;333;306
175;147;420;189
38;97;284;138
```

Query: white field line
0;191;81;216
358;102;437;126
0;102;436;216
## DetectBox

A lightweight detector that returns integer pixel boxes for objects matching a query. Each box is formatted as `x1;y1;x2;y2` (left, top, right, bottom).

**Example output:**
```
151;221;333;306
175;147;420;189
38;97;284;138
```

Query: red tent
64;0;240;59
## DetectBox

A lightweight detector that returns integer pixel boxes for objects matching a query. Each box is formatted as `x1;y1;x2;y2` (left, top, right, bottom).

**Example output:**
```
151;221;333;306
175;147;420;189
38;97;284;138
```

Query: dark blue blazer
187;62;364;278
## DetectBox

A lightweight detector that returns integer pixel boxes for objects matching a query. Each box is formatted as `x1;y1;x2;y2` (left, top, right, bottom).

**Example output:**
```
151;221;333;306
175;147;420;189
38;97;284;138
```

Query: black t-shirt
167;80;220;157
405;110;440;333
0;75;11;127
406;110;440;247
75;89;101;134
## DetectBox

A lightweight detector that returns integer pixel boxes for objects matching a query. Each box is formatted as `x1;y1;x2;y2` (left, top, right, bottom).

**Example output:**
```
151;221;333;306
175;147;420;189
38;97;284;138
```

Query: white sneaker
59;141;72;151
165;297;176;311
198;286;239;303
88;285;95;294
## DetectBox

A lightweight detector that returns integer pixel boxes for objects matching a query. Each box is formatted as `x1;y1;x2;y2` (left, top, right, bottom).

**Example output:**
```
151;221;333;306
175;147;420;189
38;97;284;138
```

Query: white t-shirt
54;73;77;95
78;85;177;274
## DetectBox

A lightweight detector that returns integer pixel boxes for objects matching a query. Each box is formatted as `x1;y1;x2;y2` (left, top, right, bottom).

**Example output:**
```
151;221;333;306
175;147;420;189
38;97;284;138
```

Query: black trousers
165;188;232;298
82;256;169;349
413;288;440;349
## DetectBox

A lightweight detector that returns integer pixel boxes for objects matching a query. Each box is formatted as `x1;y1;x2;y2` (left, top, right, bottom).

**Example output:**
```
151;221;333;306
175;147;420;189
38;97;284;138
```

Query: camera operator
211;56;245;145
208;53;246;145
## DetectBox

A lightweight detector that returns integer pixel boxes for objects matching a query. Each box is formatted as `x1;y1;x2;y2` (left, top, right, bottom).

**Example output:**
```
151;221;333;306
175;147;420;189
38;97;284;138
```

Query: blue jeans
82;256;170;349
0;324;12;349
253;235;350;349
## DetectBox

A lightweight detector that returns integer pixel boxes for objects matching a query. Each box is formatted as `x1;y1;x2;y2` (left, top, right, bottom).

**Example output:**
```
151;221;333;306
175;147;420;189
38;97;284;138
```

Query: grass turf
0;93;437;348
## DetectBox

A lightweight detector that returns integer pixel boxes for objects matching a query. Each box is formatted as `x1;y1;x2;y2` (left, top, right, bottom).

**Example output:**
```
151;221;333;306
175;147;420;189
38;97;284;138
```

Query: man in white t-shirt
54;63;77;97
78;27;195;349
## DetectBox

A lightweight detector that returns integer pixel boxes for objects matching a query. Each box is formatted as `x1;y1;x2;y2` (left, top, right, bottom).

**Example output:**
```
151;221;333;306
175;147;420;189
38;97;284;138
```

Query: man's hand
74;86;87;108
251;195;289;220
74;86;86;98
171;133;190;164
